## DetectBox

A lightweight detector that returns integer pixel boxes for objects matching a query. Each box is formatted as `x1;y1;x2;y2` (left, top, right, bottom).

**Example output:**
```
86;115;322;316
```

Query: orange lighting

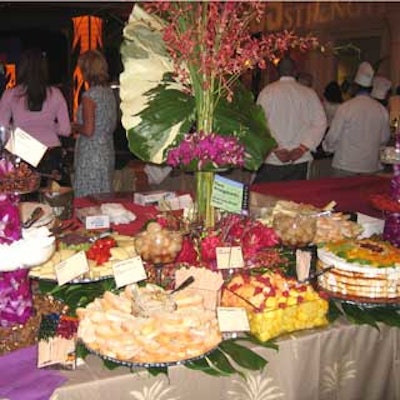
72;15;103;117
5;64;15;88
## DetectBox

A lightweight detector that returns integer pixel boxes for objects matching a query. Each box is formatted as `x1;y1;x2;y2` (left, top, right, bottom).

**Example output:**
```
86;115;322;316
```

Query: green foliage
38;279;117;316
127;84;195;163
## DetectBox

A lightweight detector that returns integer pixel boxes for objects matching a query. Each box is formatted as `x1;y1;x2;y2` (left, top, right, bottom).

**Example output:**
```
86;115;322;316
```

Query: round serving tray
81;340;219;368
318;287;400;309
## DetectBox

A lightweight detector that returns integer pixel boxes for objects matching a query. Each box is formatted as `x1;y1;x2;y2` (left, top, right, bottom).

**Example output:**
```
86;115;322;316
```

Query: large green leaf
341;303;380;329
120;6;188;164
219;339;267;371
214;84;276;170
127;84;195;163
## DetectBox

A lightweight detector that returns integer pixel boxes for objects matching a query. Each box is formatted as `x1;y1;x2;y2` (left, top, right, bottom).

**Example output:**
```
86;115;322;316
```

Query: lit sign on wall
264;2;386;32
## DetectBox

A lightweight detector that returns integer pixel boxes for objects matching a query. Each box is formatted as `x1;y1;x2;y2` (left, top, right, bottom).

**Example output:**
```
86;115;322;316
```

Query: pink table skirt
251;175;391;218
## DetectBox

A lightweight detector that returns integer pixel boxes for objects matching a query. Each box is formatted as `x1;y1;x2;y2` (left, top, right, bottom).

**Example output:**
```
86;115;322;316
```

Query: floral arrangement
0;193;33;327
166;131;245;171
156;213;285;272
0;193;21;244
120;2;319;226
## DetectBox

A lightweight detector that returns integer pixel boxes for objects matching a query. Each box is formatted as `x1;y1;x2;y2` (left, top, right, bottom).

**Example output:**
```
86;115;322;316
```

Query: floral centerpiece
120;2;318;227
0;193;33;327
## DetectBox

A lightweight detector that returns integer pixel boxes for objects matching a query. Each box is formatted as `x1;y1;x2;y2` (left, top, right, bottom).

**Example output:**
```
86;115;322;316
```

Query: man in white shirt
323;62;391;176
254;56;327;182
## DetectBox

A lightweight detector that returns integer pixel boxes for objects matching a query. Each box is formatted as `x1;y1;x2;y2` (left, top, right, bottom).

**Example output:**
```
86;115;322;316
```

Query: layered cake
77;283;222;364
317;239;400;302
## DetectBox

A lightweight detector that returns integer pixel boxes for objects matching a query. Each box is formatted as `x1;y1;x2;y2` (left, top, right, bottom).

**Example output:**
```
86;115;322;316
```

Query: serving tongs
22;206;44;229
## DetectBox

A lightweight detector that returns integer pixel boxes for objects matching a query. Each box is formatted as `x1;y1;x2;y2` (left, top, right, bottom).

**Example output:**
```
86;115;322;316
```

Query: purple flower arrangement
0;193;22;244
0;269;33;327
166;131;245;171
0;193;32;327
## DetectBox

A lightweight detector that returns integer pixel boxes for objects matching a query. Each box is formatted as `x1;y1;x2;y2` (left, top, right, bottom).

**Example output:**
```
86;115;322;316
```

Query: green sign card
211;174;248;214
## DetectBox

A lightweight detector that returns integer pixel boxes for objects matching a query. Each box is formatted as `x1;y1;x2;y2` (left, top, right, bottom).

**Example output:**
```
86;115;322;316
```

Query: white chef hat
354;61;374;87
371;76;392;100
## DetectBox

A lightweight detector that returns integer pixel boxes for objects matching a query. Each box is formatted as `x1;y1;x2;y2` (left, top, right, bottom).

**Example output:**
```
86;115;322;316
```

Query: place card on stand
159;194;193;211
5;127;47;167
211;175;249;215
296;249;311;282
113;256;147;288
55;251;89;285
85;215;110;230
175;266;224;311
216;246;244;269
217;307;250;332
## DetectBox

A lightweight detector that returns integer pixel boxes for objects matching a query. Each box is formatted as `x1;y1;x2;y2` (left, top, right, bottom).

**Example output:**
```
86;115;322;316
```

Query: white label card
217;307;250;332
85;215;110;230
296;249;311;282
5;127;47;167
162;194;194;211
113;256;147;288
216;246;244;269
55;251;89;286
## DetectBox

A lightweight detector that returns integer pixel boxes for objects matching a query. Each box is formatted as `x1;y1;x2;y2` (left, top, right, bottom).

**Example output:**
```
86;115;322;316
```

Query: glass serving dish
272;213;317;248
134;222;183;286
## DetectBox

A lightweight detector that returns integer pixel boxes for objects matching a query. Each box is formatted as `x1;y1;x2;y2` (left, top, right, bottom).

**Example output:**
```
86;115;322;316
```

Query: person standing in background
322;81;343;128
72;50;117;197
322;62;390;176
388;86;400;129
0;48;71;184
254;56;327;182
371;76;392;107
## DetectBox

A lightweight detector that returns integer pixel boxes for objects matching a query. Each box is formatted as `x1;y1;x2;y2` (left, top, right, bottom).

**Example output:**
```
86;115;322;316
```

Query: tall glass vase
195;170;215;228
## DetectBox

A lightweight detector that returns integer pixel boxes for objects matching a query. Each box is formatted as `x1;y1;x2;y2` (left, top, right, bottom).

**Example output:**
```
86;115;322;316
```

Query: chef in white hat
371;76;392;106
354;61;374;88
323;61;390;176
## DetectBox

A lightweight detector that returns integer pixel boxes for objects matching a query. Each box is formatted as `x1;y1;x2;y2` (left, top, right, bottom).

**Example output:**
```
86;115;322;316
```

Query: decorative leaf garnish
147;366;169;377
219;340;267;371
185;357;226;376
341;303;380;329
327;299;342;322
206;348;238;376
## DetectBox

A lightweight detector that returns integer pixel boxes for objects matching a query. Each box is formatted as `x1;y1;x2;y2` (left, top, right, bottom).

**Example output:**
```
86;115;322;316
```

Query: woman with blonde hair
72;50;117;197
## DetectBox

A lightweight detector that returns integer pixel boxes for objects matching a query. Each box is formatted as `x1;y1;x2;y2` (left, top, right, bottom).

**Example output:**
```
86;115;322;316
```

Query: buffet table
2;175;399;400
52;321;400;400
53;176;397;399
